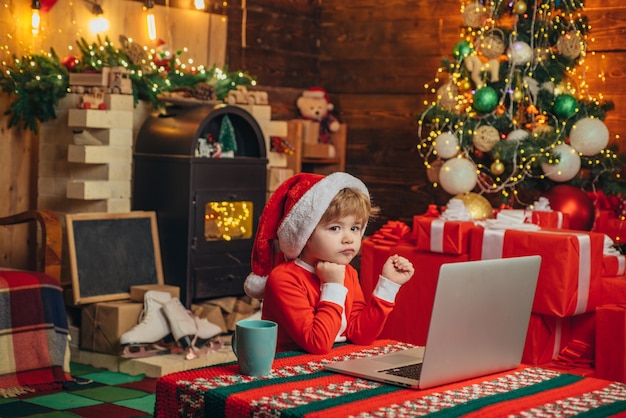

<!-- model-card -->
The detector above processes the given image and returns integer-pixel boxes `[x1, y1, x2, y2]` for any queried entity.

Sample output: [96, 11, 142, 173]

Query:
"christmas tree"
[417, 0, 624, 209]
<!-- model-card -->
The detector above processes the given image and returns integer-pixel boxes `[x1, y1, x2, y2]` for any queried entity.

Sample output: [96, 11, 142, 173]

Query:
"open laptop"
[324, 255, 541, 389]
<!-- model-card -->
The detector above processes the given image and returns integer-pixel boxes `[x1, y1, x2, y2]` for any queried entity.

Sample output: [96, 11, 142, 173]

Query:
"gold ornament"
[453, 192, 494, 220]
[491, 159, 505, 175]
[473, 125, 500, 152]
[557, 32, 583, 60]
[426, 159, 444, 183]
[513, 0, 527, 14]
[462, 1, 487, 27]
[437, 82, 459, 111]
[512, 89, 523, 102]
[479, 30, 506, 59]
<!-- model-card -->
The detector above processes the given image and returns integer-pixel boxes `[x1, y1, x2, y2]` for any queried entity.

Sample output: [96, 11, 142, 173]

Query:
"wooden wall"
[226, 0, 626, 232]
[1, 0, 625, 234]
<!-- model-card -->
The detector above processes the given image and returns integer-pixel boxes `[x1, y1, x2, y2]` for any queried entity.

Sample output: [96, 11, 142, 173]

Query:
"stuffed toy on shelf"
[296, 87, 340, 144]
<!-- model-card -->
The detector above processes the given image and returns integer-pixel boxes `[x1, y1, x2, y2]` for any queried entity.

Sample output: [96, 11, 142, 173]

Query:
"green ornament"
[453, 40, 472, 60]
[473, 86, 498, 113]
[553, 94, 578, 119]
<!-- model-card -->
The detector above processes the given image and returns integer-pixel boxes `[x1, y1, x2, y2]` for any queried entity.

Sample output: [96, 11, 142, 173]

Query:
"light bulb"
[89, 15, 109, 34]
[31, 9, 40, 35]
[31, 0, 41, 35]
[147, 12, 157, 40]
[145, 0, 157, 41]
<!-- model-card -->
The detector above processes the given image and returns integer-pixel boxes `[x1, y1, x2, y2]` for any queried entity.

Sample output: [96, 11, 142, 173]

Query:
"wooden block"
[68, 109, 133, 129]
[95, 128, 134, 147]
[104, 94, 134, 111]
[234, 104, 272, 121]
[67, 144, 132, 164]
[267, 167, 293, 191]
[260, 120, 288, 137]
[69, 68, 111, 86]
[267, 151, 288, 168]
[130, 284, 180, 302]
[66, 180, 130, 200]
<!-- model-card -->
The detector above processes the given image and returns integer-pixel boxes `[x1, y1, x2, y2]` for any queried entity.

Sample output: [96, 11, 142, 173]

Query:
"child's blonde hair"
[319, 188, 380, 226]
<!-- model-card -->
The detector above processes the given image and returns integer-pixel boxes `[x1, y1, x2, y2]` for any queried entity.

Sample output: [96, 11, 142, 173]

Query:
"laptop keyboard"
[380, 362, 423, 379]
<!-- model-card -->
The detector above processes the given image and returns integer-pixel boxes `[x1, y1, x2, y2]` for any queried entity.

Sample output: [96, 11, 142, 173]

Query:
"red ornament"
[61, 55, 79, 71]
[542, 185, 596, 231]
[40, 0, 57, 12]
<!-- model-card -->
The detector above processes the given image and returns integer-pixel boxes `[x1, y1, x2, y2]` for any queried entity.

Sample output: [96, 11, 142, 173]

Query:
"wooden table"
[154, 340, 626, 417]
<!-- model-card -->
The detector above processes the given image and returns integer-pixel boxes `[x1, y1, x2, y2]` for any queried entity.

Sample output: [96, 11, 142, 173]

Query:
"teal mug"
[232, 319, 278, 376]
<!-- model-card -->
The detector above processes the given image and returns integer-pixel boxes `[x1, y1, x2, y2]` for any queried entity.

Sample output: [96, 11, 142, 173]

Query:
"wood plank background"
[2, 0, 625, 267]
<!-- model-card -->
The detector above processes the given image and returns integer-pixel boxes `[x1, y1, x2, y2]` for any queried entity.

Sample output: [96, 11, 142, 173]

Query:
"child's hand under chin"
[315, 261, 346, 285]
[382, 254, 415, 285]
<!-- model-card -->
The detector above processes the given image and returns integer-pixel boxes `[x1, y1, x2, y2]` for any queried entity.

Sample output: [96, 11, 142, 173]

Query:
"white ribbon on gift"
[430, 198, 473, 253]
[440, 198, 471, 221]
[430, 219, 445, 253]
[479, 209, 541, 231]
[480, 228, 592, 315]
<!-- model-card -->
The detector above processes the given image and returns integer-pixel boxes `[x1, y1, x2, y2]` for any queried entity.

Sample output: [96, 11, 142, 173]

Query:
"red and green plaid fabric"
[0, 269, 72, 397]
[155, 340, 626, 417]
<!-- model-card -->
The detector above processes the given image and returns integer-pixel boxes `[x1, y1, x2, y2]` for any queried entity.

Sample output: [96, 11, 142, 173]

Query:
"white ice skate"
[186, 317, 224, 360]
[120, 290, 175, 358]
[162, 298, 223, 359]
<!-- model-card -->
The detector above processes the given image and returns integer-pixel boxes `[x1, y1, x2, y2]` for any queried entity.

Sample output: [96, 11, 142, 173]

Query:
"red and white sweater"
[262, 259, 401, 354]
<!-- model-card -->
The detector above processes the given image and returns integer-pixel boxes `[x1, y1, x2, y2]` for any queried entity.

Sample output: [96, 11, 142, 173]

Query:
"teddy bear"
[296, 87, 340, 144]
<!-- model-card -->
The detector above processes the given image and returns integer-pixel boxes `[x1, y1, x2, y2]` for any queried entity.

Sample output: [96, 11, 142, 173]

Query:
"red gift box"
[602, 254, 626, 277]
[595, 304, 626, 383]
[593, 210, 626, 244]
[522, 312, 594, 366]
[469, 227, 605, 317]
[494, 209, 570, 229]
[413, 216, 474, 255]
[598, 275, 626, 306]
[361, 240, 469, 346]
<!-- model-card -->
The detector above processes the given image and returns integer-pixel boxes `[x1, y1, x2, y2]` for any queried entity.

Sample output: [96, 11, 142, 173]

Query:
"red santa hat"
[243, 172, 369, 299]
[301, 86, 334, 111]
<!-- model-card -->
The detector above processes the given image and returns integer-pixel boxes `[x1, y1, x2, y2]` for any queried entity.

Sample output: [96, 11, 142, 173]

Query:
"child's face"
[300, 214, 363, 266]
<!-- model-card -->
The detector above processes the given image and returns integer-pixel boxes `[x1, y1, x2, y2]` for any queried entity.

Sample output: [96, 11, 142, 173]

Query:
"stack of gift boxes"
[360, 209, 626, 382]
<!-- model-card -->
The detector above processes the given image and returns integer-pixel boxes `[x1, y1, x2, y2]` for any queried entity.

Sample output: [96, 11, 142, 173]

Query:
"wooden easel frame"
[66, 211, 164, 305]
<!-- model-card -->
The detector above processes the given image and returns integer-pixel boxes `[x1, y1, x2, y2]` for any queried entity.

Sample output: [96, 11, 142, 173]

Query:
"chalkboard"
[66, 211, 164, 305]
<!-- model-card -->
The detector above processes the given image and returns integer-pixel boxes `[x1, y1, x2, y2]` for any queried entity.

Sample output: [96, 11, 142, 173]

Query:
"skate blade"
[185, 336, 225, 360]
[121, 343, 182, 358]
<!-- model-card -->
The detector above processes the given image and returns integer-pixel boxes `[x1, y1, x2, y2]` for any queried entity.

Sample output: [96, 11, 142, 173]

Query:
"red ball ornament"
[61, 55, 79, 71]
[542, 185, 596, 231]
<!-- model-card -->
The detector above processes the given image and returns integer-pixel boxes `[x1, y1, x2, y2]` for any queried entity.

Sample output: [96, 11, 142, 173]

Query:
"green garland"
[0, 50, 69, 133]
[0, 36, 257, 134]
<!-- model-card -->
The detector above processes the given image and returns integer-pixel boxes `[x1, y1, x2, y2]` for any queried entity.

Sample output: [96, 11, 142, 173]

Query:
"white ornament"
[473, 125, 500, 152]
[507, 129, 529, 142]
[508, 41, 533, 66]
[439, 157, 478, 195]
[569, 117, 609, 156]
[541, 144, 581, 182]
[433, 132, 459, 159]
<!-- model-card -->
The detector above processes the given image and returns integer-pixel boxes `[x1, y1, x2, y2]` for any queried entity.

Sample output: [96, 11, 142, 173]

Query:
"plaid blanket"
[0, 269, 71, 397]
[155, 340, 626, 417]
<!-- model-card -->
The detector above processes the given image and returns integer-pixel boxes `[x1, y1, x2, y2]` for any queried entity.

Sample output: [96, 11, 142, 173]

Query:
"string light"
[145, 0, 157, 41]
[31, 0, 41, 35]
[86, 0, 109, 34]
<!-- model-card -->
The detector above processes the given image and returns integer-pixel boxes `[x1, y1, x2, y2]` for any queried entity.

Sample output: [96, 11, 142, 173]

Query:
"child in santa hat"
[244, 172, 415, 354]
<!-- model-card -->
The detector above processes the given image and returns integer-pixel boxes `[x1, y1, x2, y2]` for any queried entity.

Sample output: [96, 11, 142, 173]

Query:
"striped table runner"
[155, 340, 626, 417]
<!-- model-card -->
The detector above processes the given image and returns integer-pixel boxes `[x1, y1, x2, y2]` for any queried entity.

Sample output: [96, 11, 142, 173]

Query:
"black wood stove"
[133, 104, 267, 306]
